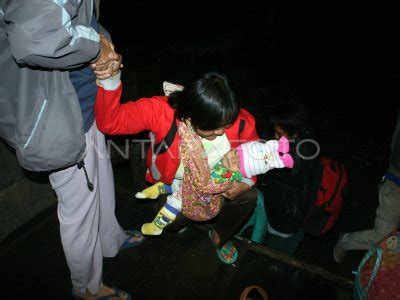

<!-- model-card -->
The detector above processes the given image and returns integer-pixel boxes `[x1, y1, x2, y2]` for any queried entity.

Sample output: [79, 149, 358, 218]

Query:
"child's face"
[194, 123, 232, 141]
[274, 125, 288, 139]
[222, 150, 240, 172]
[195, 127, 226, 141]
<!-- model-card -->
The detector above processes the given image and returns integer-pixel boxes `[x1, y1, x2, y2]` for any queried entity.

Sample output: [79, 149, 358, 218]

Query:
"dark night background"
[1, 1, 399, 299]
[97, 2, 399, 195]
[100, 1, 399, 142]
[99, 0, 399, 285]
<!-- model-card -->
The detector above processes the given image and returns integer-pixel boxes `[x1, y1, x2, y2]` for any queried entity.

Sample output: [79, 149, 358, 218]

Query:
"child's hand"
[92, 53, 123, 79]
[222, 150, 240, 172]
[222, 181, 250, 200]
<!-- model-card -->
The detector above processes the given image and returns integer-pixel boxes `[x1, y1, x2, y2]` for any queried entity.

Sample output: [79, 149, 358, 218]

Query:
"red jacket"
[95, 83, 259, 184]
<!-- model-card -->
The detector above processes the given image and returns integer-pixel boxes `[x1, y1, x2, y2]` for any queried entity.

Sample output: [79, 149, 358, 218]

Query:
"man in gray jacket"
[0, 1, 143, 298]
[333, 111, 400, 263]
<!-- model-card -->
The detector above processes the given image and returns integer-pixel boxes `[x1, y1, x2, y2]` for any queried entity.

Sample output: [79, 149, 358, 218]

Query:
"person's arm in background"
[4, 0, 115, 69]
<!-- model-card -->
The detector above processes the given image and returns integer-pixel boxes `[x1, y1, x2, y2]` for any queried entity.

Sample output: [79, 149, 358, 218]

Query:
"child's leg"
[265, 137, 294, 170]
[141, 190, 182, 235]
[135, 182, 173, 199]
[263, 140, 285, 171]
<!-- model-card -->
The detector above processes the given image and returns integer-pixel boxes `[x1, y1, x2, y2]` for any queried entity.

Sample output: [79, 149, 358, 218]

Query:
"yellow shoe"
[135, 182, 165, 199]
[141, 207, 176, 235]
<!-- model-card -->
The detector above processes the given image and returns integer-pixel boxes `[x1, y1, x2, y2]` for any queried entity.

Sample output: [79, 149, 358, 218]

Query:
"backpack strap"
[153, 113, 177, 155]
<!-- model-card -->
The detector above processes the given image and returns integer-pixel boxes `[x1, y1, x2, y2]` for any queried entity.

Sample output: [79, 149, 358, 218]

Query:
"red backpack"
[303, 157, 349, 236]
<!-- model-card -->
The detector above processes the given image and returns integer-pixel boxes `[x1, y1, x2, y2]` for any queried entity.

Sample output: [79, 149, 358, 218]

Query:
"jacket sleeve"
[98, 23, 112, 42]
[95, 74, 162, 135]
[4, 0, 100, 69]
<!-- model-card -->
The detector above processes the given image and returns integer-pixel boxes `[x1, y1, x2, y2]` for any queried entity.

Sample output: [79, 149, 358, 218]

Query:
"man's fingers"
[95, 73, 110, 78]
[94, 72, 111, 78]
[97, 74, 111, 80]
[94, 69, 112, 76]
[93, 50, 122, 80]
[93, 67, 111, 74]
[108, 52, 118, 59]
[93, 59, 115, 71]
[94, 63, 110, 72]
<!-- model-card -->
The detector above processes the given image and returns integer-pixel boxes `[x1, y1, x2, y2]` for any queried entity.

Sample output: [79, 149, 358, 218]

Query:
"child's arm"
[95, 72, 165, 135]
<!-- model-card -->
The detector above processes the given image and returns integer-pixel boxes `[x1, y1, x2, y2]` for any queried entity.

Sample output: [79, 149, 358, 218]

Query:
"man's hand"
[222, 149, 240, 172]
[91, 34, 117, 65]
[222, 181, 250, 200]
[94, 53, 122, 79]
[90, 34, 122, 79]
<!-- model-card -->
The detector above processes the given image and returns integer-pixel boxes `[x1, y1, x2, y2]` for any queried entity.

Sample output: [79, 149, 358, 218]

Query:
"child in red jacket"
[96, 72, 263, 264]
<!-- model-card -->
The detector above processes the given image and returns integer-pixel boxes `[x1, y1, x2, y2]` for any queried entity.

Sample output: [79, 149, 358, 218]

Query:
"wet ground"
[1, 2, 398, 299]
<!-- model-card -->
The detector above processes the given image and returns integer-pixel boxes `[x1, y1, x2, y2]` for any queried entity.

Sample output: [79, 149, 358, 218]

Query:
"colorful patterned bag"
[354, 232, 400, 299]
[179, 121, 233, 221]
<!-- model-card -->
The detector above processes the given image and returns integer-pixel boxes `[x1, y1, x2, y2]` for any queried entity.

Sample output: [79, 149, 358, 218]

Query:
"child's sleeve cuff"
[100, 72, 121, 90]
[240, 177, 254, 187]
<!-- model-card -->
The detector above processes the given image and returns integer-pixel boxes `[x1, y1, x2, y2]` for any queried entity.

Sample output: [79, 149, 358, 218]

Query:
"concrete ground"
[0, 155, 377, 300]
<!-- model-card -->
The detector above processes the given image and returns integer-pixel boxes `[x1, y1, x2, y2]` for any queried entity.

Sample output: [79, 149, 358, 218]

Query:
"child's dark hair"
[269, 102, 309, 137]
[168, 72, 239, 130]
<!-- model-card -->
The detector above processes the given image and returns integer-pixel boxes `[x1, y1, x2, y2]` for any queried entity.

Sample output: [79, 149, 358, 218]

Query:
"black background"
[99, 1, 399, 154]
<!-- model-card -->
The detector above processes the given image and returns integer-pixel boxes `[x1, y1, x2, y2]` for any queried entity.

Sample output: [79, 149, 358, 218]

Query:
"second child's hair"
[269, 102, 309, 137]
[168, 72, 239, 130]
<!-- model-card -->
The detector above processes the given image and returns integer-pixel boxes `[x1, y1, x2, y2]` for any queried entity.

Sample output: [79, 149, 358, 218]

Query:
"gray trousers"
[338, 175, 400, 250]
[49, 123, 127, 295]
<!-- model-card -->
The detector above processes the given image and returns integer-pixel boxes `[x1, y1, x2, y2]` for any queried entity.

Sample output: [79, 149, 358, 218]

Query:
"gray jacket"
[0, 0, 102, 171]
